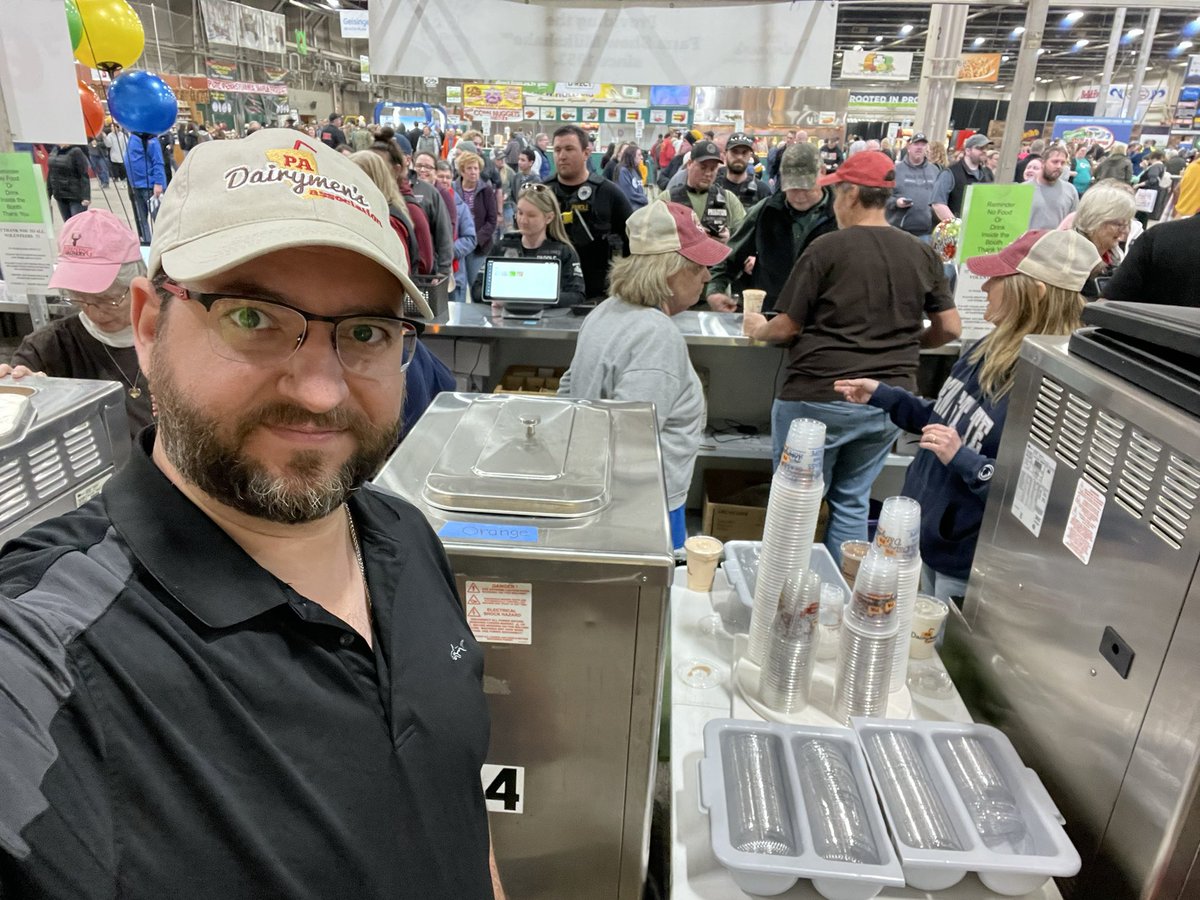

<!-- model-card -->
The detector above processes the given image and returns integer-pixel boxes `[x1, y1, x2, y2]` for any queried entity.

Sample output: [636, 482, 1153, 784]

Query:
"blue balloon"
[108, 70, 178, 136]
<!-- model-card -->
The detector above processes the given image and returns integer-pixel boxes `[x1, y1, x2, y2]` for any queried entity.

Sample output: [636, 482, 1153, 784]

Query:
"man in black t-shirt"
[743, 151, 961, 563]
[820, 138, 844, 174]
[318, 112, 346, 149]
[547, 124, 633, 299]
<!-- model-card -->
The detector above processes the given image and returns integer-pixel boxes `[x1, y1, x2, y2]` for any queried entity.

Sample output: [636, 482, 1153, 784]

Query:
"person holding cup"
[833, 229, 1097, 602]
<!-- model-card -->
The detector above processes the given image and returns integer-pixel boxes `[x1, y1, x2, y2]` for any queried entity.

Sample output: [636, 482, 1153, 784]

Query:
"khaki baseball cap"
[149, 129, 432, 317]
[627, 202, 730, 266]
[966, 229, 1101, 292]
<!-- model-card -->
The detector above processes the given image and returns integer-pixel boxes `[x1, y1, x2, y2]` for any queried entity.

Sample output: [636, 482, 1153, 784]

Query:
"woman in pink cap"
[558, 201, 730, 548]
[0, 209, 153, 441]
[834, 229, 1098, 602]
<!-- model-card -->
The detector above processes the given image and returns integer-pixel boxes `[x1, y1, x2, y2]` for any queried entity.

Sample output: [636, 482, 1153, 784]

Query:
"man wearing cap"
[0, 130, 504, 899]
[887, 133, 953, 239]
[743, 151, 961, 564]
[718, 132, 770, 208]
[0, 209, 152, 440]
[939, 134, 995, 219]
[705, 143, 837, 312]
[318, 112, 346, 150]
[547, 124, 633, 300]
[659, 140, 747, 244]
[658, 128, 704, 191]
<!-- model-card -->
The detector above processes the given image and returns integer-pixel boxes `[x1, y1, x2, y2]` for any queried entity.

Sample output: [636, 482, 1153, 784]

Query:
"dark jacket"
[469, 232, 586, 308]
[402, 343, 456, 439]
[1093, 152, 1134, 184]
[318, 122, 346, 149]
[454, 179, 498, 255]
[706, 188, 838, 311]
[47, 146, 91, 202]
[870, 343, 1008, 580]
[546, 173, 633, 300]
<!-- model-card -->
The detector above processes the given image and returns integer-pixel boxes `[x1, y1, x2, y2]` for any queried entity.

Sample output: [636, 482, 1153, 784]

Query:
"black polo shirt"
[0, 429, 492, 899]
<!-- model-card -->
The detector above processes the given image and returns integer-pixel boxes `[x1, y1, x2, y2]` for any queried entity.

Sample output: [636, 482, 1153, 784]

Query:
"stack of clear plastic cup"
[864, 731, 962, 851]
[723, 731, 797, 855]
[874, 497, 923, 693]
[747, 418, 826, 665]
[941, 736, 1031, 853]
[795, 739, 881, 864]
[760, 570, 822, 714]
[832, 552, 899, 725]
[816, 583, 844, 661]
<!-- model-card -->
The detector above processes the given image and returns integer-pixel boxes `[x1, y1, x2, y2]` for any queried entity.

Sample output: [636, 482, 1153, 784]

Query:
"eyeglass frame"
[63, 287, 132, 309]
[158, 279, 420, 376]
[519, 182, 551, 194]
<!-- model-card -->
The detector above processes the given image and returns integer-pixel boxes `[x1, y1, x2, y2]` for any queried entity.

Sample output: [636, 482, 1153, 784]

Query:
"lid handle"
[520, 415, 541, 441]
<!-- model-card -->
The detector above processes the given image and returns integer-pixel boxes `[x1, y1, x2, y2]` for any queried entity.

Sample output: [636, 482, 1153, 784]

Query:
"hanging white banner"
[369, 0, 837, 88]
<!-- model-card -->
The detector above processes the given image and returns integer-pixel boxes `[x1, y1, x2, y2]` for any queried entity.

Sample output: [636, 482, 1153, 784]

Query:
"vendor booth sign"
[957, 54, 1001, 83]
[1051, 116, 1133, 149]
[463, 83, 524, 122]
[840, 50, 914, 82]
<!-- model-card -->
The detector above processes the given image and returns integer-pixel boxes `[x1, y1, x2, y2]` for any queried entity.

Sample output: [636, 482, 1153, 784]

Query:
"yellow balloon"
[74, 0, 144, 71]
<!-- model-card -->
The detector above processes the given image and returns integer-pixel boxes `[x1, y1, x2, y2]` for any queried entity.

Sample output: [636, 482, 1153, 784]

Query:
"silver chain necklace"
[98, 343, 143, 399]
[347, 509, 374, 622]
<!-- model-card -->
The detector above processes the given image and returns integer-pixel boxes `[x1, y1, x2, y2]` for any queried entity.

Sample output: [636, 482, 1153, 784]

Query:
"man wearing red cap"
[0, 209, 153, 440]
[743, 151, 962, 564]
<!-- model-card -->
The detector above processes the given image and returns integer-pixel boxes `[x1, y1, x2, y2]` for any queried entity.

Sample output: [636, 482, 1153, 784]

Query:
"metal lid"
[421, 395, 612, 517]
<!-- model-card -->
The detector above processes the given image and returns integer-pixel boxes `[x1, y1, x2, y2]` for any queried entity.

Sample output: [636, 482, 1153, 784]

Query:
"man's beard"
[726, 159, 748, 175]
[151, 345, 402, 524]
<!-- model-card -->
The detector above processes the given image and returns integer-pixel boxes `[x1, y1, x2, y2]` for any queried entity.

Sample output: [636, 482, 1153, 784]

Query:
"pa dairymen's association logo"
[223, 140, 380, 226]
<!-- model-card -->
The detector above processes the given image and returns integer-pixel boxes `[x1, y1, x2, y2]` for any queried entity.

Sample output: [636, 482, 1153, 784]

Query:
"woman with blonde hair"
[559, 203, 729, 548]
[350, 150, 424, 274]
[927, 140, 949, 169]
[835, 229, 1099, 601]
[471, 182, 585, 307]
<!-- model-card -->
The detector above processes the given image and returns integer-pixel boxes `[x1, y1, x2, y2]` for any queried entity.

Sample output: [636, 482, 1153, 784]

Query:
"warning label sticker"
[464, 581, 532, 645]
[1063, 478, 1106, 566]
[1011, 442, 1056, 538]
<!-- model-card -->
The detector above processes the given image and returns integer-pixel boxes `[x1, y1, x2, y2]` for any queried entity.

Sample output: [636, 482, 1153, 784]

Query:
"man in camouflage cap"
[706, 142, 839, 312]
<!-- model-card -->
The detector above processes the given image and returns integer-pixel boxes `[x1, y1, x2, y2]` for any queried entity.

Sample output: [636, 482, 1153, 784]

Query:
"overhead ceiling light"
[1037, 47, 1048, 54]
[1181, 40, 1195, 50]
[853, 44, 863, 51]
[1011, 26, 1025, 38]
[325, 0, 341, 7]
[1073, 39, 1090, 49]
[1001, 55, 1010, 62]
[1064, 10, 1085, 23]
[874, 35, 883, 43]
[1126, 28, 1143, 38]
[900, 24, 914, 35]
[973, 36, 986, 47]
[1066, 75, 1082, 80]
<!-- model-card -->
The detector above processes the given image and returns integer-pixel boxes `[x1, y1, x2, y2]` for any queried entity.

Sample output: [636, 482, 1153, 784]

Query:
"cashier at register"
[0, 131, 503, 899]
[0, 209, 153, 440]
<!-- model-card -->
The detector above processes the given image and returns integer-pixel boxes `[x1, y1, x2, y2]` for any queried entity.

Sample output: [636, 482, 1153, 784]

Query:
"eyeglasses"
[519, 182, 551, 194]
[64, 288, 130, 309]
[413, 162, 435, 171]
[161, 280, 418, 379]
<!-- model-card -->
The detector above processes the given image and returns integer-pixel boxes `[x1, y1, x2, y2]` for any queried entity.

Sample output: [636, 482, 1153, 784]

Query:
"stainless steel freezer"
[943, 335, 1200, 899]
[373, 392, 674, 900]
[0, 377, 130, 546]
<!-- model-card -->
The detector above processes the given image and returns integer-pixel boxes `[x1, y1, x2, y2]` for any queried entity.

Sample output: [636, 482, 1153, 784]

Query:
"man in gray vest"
[886, 133, 952, 240]
[657, 140, 746, 243]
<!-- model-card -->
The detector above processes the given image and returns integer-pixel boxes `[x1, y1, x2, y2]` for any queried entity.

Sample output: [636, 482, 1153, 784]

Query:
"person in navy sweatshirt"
[835, 229, 1098, 602]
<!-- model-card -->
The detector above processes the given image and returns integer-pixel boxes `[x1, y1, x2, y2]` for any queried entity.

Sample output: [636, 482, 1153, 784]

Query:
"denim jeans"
[131, 187, 154, 244]
[772, 399, 899, 565]
[55, 199, 86, 223]
[920, 564, 969, 606]
[89, 150, 110, 186]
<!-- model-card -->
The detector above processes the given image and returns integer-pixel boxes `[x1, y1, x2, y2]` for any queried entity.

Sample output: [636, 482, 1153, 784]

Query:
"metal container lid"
[421, 395, 611, 518]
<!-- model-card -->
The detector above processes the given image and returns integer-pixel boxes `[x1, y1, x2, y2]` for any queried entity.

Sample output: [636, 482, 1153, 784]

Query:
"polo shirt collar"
[103, 428, 356, 629]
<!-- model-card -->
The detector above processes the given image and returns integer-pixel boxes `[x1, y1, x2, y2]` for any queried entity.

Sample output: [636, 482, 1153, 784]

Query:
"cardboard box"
[701, 468, 829, 543]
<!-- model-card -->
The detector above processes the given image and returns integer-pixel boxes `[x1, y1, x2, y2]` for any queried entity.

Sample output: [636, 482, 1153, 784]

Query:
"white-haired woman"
[558, 202, 729, 549]
[0, 209, 152, 440]
[1063, 179, 1138, 298]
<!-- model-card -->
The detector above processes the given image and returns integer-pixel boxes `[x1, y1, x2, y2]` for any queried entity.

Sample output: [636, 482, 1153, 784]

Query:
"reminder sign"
[0, 153, 57, 299]
[955, 182, 1034, 340]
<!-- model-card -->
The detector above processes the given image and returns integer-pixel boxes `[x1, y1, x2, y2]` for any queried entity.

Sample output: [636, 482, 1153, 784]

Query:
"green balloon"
[66, 0, 83, 50]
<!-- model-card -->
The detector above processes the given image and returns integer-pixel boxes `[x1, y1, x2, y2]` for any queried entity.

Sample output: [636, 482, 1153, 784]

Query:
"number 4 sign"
[481, 763, 525, 814]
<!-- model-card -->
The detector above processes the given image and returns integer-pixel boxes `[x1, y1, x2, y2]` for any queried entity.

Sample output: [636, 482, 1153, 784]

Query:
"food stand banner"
[521, 82, 644, 107]
[957, 54, 1001, 83]
[1051, 116, 1134, 149]
[200, 0, 286, 53]
[463, 83, 524, 122]
[839, 50, 914, 82]
[369, 0, 835, 88]
[1074, 83, 1169, 119]
[846, 92, 918, 121]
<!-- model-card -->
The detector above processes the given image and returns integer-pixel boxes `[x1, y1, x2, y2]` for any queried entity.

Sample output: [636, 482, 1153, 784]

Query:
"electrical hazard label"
[464, 581, 532, 645]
